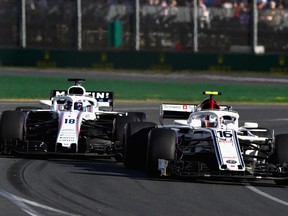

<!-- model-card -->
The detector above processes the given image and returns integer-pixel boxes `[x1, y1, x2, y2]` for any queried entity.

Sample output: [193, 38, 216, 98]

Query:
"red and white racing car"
[123, 91, 288, 184]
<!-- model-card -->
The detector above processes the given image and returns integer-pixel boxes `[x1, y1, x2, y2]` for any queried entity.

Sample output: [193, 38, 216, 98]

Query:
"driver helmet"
[74, 101, 83, 111]
[64, 100, 72, 110]
[202, 115, 218, 128]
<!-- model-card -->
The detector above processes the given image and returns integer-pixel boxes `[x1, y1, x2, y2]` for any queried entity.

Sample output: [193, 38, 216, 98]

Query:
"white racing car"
[123, 91, 288, 184]
[0, 78, 145, 159]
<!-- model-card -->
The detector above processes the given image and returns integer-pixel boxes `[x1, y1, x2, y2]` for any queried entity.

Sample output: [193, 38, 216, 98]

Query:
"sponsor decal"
[163, 104, 194, 111]
[218, 139, 232, 143]
[226, 160, 237, 164]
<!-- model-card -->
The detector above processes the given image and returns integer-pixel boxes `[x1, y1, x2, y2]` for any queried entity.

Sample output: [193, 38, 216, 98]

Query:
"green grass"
[1, 74, 288, 103]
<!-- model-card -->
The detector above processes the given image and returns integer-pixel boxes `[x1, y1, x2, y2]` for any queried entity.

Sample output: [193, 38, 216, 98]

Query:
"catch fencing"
[0, 0, 287, 53]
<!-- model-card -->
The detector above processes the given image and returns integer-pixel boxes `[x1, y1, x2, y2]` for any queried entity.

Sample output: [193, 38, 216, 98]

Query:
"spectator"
[257, 0, 267, 9]
[158, 0, 179, 16]
[277, 0, 284, 8]
[148, 0, 160, 5]
[198, 0, 210, 28]
[172, 35, 183, 51]
[238, 0, 251, 24]
[184, 0, 193, 7]
[169, 0, 179, 14]
[277, 0, 288, 9]
[170, 0, 178, 7]
[222, 0, 234, 9]
[260, 0, 281, 26]
[160, 0, 169, 16]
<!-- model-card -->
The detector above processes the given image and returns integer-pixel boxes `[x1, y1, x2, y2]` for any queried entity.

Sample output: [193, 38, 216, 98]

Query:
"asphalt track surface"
[0, 101, 288, 216]
[0, 69, 288, 215]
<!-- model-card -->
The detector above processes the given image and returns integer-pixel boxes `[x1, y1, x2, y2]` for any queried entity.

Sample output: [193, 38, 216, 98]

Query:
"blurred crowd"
[146, 0, 288, 9]
[17, 0, 287, 30]
[1, 0, 287, 10]
[106, 0, 288, 9]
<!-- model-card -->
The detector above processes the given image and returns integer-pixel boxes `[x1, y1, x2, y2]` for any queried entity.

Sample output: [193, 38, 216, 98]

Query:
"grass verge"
[0, 74, 288, 103]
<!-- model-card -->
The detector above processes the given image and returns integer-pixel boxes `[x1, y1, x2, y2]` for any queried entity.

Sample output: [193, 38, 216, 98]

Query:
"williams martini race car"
[0, 78, 145, 159]
[123, 91, 288, 184]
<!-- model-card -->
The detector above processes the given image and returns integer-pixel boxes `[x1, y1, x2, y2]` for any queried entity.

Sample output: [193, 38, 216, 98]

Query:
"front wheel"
[0, 111, 25, 154]
[123, 121, 157, 169]
[274, 134, 288, 185]
[146, 128, 176, 178]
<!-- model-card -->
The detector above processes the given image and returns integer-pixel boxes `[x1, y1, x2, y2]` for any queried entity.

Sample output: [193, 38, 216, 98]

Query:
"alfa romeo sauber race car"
[123, 91, 288, 184]
[0, 78, 145, 159]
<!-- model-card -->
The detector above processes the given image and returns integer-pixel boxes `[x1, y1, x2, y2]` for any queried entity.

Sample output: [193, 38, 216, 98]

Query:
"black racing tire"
[78, 138, 87, 153]
[274, 134, 288, 185]
[112, 115, 138, 144]
[15, 106, 42, 111]
[0, 111, 25, 153]
[112, 112, 148, 144]
[123, 121, 157, 169]
[71, 144, 77, 153]
[127, 112, 147, 122]
[0, 111, 25, 140]
[146, 128, 176, 178]
[274, 134, 288, 164]
[56, 143, 62, 153]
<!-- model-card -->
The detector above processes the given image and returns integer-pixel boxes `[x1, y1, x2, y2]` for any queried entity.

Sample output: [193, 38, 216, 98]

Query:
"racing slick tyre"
[0, 111, 25, 154]
[146, 128, 176, 178]
[71, 144, 77, 153]
[112, 115, 138, 145]
[274, 134, 288, 185]
[78, 138, 87, 153]
[15, 106, 42, 111]
[127, 112, 147, 122]
[274, 134, 288, 163]
[123, 121, 157, 169]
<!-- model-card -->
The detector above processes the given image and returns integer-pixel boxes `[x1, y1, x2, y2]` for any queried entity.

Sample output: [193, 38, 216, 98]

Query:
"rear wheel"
[78, 138, 87, 153]
[71, 144, 77, 153]
[123, 122, 157, 169]
[15, 106, 42, 111]
[274, 134, 288, 185]
[112, 115, 138, 145]
[56, 143, 62, 153]
[0, 111, 25, 154]
[127, 112, 147, 122]
[146, 128, 176, 178]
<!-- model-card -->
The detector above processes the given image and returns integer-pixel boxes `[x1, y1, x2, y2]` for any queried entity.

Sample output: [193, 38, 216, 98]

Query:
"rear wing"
[160, 103, 196, 125]
[50, 90, 114, 109]
[160, 103, 232, 125]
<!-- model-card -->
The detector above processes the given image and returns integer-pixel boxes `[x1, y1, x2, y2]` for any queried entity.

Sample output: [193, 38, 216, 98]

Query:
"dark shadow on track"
[48, 158, 286, 189]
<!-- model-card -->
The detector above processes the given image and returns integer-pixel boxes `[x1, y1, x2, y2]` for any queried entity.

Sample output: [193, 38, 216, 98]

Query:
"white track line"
[245, 185, 288, 207]
[0, 189, 80, 216]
